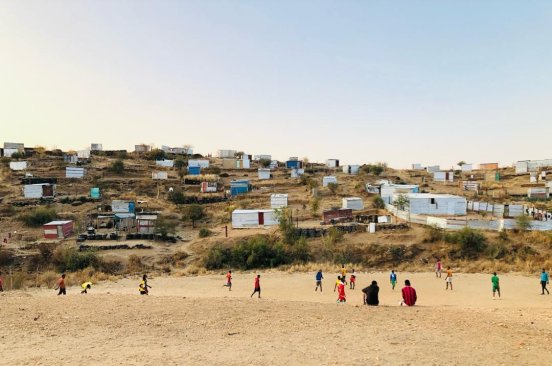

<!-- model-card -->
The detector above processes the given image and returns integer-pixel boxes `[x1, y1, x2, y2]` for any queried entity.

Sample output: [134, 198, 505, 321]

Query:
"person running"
[337, 277, 346, 304]
[0, 271, 4, 292]
[251, 274, 261, 298]
[491, 272, 500, 298]
[401, 280, 417, 306]
[390, 270, 397, 290]
[224, 270, 232, 291]
[435, 259, 442, 278]
[315, 269, 323, 292]
[81, 282, 92, 294]
[55, 274, 66, 296]
[139, 274, 151, 295]
[445, 267, 453, 290]
[349, 269, 356, 290]
[362, 280, 379, 306]
[540, 269, 549, 295]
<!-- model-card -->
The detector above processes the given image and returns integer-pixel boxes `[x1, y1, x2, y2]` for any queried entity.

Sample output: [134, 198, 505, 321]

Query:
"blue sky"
[1, 1, 551, 168]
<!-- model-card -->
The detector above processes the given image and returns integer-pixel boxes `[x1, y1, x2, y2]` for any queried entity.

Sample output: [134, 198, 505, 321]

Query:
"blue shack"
[285, 160, 303, 169]
[187, 166, 201, 175]
[230, 180, 251, 196]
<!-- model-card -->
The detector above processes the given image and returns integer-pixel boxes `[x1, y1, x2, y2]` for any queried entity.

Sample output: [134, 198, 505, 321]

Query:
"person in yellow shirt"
[334, 276, 342, 292]
[81, 282, 92, 294]
[340, 265, 347, 279]
[138, 274, 152, 295]
[445, 267, 453, 290]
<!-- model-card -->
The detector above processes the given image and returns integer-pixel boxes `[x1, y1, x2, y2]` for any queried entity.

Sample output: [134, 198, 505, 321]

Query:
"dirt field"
[2, 271, 552, 365]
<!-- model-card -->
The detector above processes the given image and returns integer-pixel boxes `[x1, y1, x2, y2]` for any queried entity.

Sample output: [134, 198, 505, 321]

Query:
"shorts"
[253, 287, 261, 292]
[493, 285, 500, 292]
[390, 280, 396, 286]
[446, 277, 452, 283]
[316, 280, 322, 285]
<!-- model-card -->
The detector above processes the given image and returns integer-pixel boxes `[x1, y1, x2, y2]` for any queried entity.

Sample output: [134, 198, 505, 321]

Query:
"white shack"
[77, 150, 90, 159]
[393, 193, 467, 216]
[232, 209, 278, 228]
[271, 194, 288, 208]
[156, 159, 174, 168]
[217, 149, 237, 158]
[411, 163, 423, 170]
[380, 183, 419, 204]
[152, 172, 168, 180]
[188, 159, 210, 168]
[461, 164, 473, 172]
[433, 171, 454, 182]
[24, 183, 55, 199]
[342, 165, 360, 174]
[66, 167, 85, 179]
[322, 176, 338, 187]
[342, 197, 364, 210]
[426, 165, 440, 173]
[258, 168, 271, 180]
[326, 159, 339, 168]
[9, 161, 27, 171]
[291, 168, 305, 178]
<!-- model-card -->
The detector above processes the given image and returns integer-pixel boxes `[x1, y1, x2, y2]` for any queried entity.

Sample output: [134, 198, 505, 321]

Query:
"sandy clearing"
[2, 272, 552, 366]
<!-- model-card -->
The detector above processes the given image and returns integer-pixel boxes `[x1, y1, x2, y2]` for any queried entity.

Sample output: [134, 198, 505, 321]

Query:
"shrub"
[109, 159, 125, 174]
[310, 197, 320, 216]
[127, 255, 144, 273]
[52, 246, 101, 272]
[516, 215, 532, 232]
[362, 163, 386, 176]
[204, 166, 221, 175]
[174, 158, 186, 169]
[198, 228, 212, 238]
[0, 249, 16, 266]
[259, 159, 271, 168]
[18, 207, 57, 227]
[168, 191, 186, 204]
[327, 182, 338, 195]
[275, 208, 297, 244]
[424, 225, 444, 243]
[372, 196, 385, 209]
[154, 216, 179, 238]
[446, 228, 487, 258]
[146, 149, 166, 161]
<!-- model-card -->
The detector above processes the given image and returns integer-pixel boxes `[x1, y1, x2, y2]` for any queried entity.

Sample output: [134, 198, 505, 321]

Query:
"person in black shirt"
[362, 280, 379, 306]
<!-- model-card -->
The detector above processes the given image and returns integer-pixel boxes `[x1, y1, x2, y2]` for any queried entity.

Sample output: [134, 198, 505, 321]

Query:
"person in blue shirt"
[390, 270, 397, 290]
[315, 270, 324, 292]
[540, 269, 549, 295]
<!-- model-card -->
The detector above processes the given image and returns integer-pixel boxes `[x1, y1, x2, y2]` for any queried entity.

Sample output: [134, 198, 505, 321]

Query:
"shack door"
[258, 212, 264, 225]
[42, 185, 54, 197]
[57, 225, 63, 238]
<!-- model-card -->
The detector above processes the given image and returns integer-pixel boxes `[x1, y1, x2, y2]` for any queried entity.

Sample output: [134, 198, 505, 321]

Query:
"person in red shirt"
[56, 274, 66, 296]
[224, 270, 232, 291]
[0, 271, 4, 292]
[337, 278, 346, 303]
[250, 274, 261, 298]
[401, 279, 417, 306]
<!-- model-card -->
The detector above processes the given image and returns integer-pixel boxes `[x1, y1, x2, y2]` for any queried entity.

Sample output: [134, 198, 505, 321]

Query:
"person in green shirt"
[491, 272, 500, 298]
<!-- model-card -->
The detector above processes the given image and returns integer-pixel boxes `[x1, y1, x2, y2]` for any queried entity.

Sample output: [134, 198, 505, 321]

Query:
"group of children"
[41, 262, 549, 303]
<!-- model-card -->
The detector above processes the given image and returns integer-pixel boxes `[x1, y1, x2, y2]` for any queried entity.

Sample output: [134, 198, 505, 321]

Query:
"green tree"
[182, 204, 205, 228]
[174, 158, 186, 169]
[310, 197, 320, 217]
[392, 194, 410, 211]
[259, 159, 271, 168]
[457, 161, 466, 167]
[274, 208, 297, 244]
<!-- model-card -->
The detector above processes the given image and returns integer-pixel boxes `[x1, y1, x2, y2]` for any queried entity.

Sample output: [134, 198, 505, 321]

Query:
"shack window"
[430, 198, 436, 204]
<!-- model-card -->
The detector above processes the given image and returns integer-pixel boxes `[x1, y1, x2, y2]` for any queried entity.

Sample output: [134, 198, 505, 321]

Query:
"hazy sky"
[1, 1, 551, 168]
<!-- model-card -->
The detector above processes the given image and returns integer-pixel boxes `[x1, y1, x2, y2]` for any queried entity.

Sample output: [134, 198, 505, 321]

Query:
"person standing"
[362, 281, 379, 306]
[349, 269, 356, 290]
[0, 271, 4, 292]
[315, 270, 323, 292]
[540, 269, 549, 295]
[445, 267, 453, 290]
[401, 280, 417, 306]
[224, 270, 232, 291]
[340, 265, 347, 280]
[334, 275, 342, 292]
[56, 274, 66, 295]
[435, 259, 442, 278]
[336, 277, 346, 304]
[491, 272, 500, 298]
[139, 274, 151, 295]
[251, 274, 261, 298]
[390, 270, 397, 290]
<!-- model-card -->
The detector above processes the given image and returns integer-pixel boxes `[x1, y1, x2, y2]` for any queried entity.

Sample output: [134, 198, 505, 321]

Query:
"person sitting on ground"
[81, 282, 92, 294]
[401, 279, 417, 306]
[362, 280, 379, 306]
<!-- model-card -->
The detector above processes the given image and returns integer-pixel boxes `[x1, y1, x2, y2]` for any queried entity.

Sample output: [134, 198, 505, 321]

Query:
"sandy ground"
[2, 271, 552, 365]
